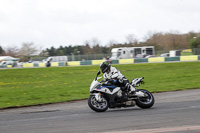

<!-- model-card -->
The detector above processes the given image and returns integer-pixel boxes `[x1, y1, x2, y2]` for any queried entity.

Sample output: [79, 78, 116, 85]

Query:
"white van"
[110, 46, 155, 59]
[0, 61, 18, 67]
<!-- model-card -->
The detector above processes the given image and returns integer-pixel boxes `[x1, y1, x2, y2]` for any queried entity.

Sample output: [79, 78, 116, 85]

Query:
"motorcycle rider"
[99, 61, 144, 96]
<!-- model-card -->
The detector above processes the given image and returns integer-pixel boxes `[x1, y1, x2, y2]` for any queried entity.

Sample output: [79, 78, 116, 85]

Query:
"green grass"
[0, 61, 200, 109]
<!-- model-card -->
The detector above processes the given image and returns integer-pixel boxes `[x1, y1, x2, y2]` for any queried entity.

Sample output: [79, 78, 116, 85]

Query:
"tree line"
[40, 31, 200, 56]
[1, 31, 200, 59]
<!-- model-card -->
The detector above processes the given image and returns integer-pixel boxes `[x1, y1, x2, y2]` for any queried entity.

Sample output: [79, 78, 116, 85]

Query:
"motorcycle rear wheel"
[135, 89, 155, 109]
[88, 95, 108, 112]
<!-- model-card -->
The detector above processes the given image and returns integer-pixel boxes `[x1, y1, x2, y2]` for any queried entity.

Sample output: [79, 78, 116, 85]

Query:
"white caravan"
[110, 46, 155, 59]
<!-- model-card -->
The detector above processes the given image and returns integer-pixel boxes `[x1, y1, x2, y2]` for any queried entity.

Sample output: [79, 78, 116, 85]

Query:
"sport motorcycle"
[88, 71, 155, 112]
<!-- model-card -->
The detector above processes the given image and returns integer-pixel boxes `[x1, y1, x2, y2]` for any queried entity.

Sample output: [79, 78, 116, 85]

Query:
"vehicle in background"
[110, 46, 155, 59]
[169, 50, 181, 57]
[0, 61, 13, 65]
[145, 55, 157, 58]
[42, 56, 68, 67]
[135, 54, 149, 58]
[160, 53, 169, 57]
[0, 56, 19, 67]
[42, 56, 68, 63]
[17, 62, 24, 67]
[182, 49, 192, 52]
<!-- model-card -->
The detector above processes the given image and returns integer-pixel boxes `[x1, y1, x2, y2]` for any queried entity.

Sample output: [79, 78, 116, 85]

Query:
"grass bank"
[0, 61, 200, 109]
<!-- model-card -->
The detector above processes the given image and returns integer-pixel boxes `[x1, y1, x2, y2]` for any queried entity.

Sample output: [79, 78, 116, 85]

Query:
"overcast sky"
[0, 0, 200, 49]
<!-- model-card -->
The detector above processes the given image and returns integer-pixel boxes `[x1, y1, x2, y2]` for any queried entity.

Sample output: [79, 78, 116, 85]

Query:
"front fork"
[92, 93, 102, 102]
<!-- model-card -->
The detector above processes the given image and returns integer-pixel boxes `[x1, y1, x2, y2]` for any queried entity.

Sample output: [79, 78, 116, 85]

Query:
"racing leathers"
[102, 66, 136, 92]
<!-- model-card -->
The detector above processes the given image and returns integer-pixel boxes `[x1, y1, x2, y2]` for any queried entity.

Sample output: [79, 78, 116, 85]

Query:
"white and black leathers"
[102, 66, 136, 92]
[103, 66, 124, 81]
[100, 62, 144, 96]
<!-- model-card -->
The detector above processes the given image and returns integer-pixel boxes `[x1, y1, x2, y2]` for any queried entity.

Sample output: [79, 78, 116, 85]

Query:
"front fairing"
[89, 78, 120, 95]
[89, 77, 102, 92]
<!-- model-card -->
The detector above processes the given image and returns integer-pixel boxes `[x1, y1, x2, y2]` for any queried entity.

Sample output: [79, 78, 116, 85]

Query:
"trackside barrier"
[148, 57, 165, 63]
[92, 60, 105, 65]
[134, 58, 148, 63]
[80, 60, 92, 65]
[34, 63, 38, 67]
[0, 65, 6, 68]
[59, 62, 66, 66]
[67, 61, 80, 66]
[7, 65, 12, 68]
[51, 62, 59, 67]
[165, 57, 180, 62]
[1, 55, 200, 69]
[111, 60, 119, 64]
[23, 63, 34, 68]
[119, 59, 134, 64]
[180, 55, 198, 61]
[39, 63, 46, 67]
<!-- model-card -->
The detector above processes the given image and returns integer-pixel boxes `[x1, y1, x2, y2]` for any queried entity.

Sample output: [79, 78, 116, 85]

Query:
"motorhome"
[110, 46, 155, 59]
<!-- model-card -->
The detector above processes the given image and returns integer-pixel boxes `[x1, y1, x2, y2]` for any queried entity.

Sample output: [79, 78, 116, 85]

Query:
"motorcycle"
[88, 71, 155, 112]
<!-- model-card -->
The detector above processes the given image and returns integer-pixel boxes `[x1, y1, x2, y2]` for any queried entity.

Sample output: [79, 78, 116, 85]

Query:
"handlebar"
[139, 77, 144, 84]
[131, 77, 145, 87]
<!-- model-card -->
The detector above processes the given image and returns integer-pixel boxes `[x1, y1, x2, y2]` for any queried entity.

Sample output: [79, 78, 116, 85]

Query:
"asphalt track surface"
[1, 89, 200, 133]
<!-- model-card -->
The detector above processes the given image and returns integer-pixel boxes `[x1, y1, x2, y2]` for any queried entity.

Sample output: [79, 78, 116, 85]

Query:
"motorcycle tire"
[135, 89, 155, 109]
[88, 95, 109, 112]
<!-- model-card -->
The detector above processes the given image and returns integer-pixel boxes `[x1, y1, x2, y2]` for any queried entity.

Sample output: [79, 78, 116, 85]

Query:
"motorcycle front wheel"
[136, 89, 155, 109]
[88, 95, 108, 112]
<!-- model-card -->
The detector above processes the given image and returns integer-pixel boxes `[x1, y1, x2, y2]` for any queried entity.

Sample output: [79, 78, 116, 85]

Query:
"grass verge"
[0, 61, 200, 109]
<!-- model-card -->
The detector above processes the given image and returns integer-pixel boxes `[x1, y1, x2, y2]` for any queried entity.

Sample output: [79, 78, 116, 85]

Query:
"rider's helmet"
[100, 61, 111, 73]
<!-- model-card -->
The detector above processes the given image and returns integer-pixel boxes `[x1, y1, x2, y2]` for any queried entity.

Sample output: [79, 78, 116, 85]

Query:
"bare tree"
[91, 38, 101, 54]
[5, 46, 19, 57]
[93, 44, 101, 54]
[145, 32, 164, 50]
[91, 38, 100, 47]
[82, 42, 92, 54]
[18, 42, 38, 56]
[126, 34, 136, 44]
[107, 40, 118, 47]
[143, 31, 155, 42]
